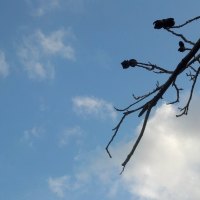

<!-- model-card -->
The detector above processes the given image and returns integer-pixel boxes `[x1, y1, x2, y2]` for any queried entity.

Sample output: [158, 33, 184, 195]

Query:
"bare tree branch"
[106, 16, 200, 173]
[106, 106, 144, 158]
[114, 83, 163, 112]
[139, 38, 200, 117]
[120, 107, 151, 174]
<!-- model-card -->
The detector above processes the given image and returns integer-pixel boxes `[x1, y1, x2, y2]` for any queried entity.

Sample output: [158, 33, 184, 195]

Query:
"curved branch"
[115, 83, 163, 112]
[166, 29, 195, 45]
[106, 106, 143, 158]
[167, 82, 183, 105]
[137, 62, 173, 74]
[177, 67, 200, 117]
[120, 107, 151, 174]
[172, 16, 200, 28]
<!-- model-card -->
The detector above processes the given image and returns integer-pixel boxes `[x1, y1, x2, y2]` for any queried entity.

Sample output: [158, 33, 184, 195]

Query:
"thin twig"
[167, 82, 182, 105]
[177, 67, 200, 117]
[106, 106, 143, 157]
[115, 84, 163, 112]
[120, 107, 151, 174]
[138, 62, 173, 74]
[172, 16, 200, 28]
[166, 29, 195, 45]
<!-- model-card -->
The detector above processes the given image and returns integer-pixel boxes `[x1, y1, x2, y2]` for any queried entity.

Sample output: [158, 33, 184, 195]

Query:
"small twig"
[189, 65, 198, 73]
[195, 53, 200, 63]
[167, 82, 182, 105]
[115, 83, 163, 112]
[184, 48, 192, 51]
[138, 62, 173, 74]
[120, 107, 152, 174]
[106, 114, 126, 158]
[172, 16, 200, 28]
[177, 67, 200, 117]
[106, 106, 143, 157]
[187, 53, 200, 66]
[166, 29, 195, 45]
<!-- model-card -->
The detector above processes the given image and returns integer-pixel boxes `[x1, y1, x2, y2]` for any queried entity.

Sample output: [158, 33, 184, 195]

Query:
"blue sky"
[1, 1, 200, 200]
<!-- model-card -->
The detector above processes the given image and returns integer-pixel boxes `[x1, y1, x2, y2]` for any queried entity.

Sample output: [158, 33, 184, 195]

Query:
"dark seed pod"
[179, 41, 185, 48]
[121, 60, 130, 69]
[162, 18, 175, 28]
[153, 18, 175, 29]
[129, 59, 137, 67]
[178, 41, 185, 52]
[153, 20, 163, 29]
[121, 59, 138, 69]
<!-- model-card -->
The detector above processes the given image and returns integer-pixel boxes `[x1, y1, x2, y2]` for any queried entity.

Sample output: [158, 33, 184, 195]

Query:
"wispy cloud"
[48, 175, 79, 198]
[18, 28, 75, 80]
[72, 96, 117, 120]
[37, 29, 75, 60]
[27, 0, 60, 16]
[55, 95, 200, 200]
[48, 175, 69, 198]
[0, 50, 10, 77]
[47, 147, 125, 199]
[21, 126, 45, 146]
[59, 126, 82, 147]
[28, 0, 94, 16]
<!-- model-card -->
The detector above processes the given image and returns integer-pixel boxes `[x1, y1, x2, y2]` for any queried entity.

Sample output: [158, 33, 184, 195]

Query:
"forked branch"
[106, 16, 200, 173]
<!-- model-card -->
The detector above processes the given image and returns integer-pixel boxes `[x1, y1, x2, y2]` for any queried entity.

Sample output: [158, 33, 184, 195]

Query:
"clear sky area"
[1, 1, 200, 200]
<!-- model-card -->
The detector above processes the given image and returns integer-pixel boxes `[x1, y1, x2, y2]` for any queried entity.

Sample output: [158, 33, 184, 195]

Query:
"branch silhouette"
[106, 16, 200, 173]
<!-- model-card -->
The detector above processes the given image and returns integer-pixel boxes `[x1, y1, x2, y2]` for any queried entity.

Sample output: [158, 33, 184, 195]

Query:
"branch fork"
[106, 16, 200, 173]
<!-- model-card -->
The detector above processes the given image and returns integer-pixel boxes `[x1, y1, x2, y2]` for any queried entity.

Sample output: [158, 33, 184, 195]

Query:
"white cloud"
[119, 98, 200, 200]
[59, 126, 82, 147]
[21, 126, 44, 146]
[72, 96, 117, 120]
[18, 28, 75, 79]
[0, 50, 9, 77]
[37, 29, 75, 60]
[57, 95, 200, 200]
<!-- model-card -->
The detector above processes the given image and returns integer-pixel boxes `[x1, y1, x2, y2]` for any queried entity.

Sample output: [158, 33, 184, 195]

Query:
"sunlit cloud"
[119, 98, 200, 200]
[18, 28, 75, 80]
[57, 95, 200, 200]
[106, 96, 200, 200]
[0, 50, 10, 77]
[72, 96, 117, 120]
